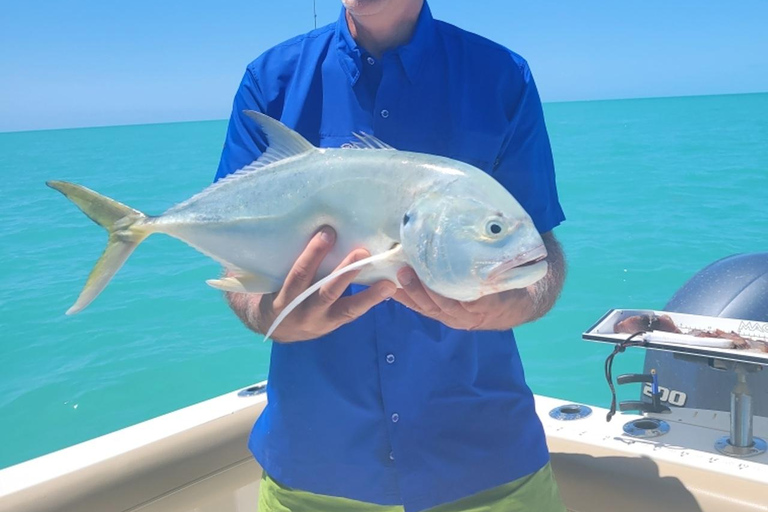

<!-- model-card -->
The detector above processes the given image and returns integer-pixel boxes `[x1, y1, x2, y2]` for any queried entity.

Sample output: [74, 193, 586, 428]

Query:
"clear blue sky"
[2, 0, 767, 132]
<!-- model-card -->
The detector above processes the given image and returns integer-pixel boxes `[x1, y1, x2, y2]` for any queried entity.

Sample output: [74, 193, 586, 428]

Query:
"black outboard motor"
[643, 253, 768, 417]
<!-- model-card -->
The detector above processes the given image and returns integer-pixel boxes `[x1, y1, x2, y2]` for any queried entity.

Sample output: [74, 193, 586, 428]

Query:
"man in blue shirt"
[217, 1, 567, 510]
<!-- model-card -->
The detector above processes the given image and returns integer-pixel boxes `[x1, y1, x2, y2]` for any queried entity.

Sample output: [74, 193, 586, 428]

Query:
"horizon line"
[2, 90, 766, 135]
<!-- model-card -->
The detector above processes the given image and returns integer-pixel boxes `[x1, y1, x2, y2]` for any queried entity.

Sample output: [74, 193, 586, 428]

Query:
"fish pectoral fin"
[206, 273, 278, 294]
[263, 244, 404, 342]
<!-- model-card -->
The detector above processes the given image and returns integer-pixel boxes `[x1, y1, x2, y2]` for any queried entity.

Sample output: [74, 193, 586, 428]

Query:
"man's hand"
[393, 231, 566, 331]
[392, 267, 486, 330]
[226, 227, 397, 342]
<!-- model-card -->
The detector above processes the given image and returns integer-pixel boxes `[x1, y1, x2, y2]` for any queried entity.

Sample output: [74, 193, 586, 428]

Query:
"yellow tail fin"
[47, 180, 151, 314]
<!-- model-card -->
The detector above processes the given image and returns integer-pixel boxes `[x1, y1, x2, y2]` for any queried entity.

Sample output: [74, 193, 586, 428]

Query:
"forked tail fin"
[47, 180, 151, 314]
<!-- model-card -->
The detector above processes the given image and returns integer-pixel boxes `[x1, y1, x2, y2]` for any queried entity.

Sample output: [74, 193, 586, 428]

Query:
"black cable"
[605, 332, 647, 422]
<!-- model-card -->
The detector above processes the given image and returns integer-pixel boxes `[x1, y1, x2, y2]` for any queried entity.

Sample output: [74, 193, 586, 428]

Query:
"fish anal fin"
[206, 273, 278, 294]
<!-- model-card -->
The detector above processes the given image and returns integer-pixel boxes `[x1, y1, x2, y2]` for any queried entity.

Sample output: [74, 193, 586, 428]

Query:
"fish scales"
[154, 149, 458, 286]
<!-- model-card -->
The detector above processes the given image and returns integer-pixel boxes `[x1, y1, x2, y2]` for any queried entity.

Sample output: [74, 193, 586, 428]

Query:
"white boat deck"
[1, 383, 766, 512]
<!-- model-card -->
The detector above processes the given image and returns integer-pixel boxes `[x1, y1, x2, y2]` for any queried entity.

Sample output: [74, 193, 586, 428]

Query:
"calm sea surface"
[1, 93, 766, 469]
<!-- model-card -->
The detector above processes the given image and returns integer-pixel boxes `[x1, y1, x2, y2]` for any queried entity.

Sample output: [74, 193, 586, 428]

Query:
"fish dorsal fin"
[224, 111, 317, 176]
[350, 132, 395, 150]
[163, 112, 315, 214]
[243, 110, 316, 160]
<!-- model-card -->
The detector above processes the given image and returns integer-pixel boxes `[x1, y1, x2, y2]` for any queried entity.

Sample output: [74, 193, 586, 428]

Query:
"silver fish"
[49, 112, 548, 337]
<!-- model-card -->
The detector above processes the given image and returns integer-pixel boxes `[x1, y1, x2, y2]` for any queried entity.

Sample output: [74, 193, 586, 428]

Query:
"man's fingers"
[330, 280, 397, 324]
[315, 249, 370, 307]
[391, 289, 424, 314]
[421, 285, 484, 324]
[275, 227, 335, 309]
[397, 267, 442, 317]
[461, 292, 506, 314]
[396, 268, 485, 329]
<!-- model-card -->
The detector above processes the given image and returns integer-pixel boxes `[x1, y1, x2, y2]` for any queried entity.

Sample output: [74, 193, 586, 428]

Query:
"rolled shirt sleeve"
[493, 60, 565, 234]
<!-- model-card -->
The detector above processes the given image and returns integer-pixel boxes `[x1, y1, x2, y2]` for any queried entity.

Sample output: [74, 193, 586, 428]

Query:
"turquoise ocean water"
[1, 93, 766, 469]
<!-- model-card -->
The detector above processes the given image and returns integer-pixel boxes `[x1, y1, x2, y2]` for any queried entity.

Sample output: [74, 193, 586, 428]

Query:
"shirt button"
[391, 413, 399, 423]
[367, 56, 375, 65]
[389, 451, 395, 461]
[380, 109, 389, 119]
[386, 353, 395, 364]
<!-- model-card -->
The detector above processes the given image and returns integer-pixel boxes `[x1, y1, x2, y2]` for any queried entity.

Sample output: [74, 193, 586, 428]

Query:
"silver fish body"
[157, 149, 462, 290]
[48, 112, 548, 317]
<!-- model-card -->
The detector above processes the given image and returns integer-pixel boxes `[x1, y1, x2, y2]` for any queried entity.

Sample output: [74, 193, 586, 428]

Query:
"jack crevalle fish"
[49, 112, 548, 337]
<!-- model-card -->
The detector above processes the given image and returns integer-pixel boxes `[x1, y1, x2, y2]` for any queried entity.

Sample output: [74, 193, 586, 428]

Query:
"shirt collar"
[335, 1, 436, 85]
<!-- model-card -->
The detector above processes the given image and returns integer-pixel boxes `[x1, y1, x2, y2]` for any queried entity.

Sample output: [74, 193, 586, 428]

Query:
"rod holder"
[715, 365, 767, 458]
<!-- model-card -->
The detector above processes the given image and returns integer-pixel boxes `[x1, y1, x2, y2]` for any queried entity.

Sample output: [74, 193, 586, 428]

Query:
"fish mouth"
[487, 246, 548, 281]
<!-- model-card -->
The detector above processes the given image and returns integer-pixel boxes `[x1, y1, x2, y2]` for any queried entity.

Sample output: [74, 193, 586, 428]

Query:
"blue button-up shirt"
[216, 4, 565, 511]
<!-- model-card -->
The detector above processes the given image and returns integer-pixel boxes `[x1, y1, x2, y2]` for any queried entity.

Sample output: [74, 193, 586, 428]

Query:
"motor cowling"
[642, 253, 768, 417]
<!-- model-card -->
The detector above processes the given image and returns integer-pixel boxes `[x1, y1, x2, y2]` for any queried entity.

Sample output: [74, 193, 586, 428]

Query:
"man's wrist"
[478, 289, 536, 331]
[226, 291, 267, 335]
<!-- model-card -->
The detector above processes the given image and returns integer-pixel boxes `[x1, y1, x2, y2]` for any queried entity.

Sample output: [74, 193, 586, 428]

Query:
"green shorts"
[258, 463, 566, 512]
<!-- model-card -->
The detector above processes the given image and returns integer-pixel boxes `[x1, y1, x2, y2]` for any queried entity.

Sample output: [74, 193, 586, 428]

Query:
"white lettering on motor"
[643, 384, 687, 407]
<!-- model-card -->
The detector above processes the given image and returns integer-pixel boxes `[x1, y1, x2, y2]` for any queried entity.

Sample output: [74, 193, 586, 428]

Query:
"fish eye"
[403, 213, 410, 226]
[485, 219, 505, 237]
